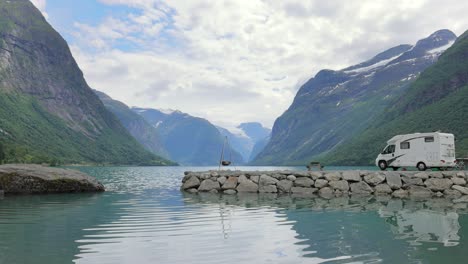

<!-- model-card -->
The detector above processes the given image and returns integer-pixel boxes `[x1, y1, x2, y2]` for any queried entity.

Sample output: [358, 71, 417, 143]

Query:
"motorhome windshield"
[382, 145, 395, 154]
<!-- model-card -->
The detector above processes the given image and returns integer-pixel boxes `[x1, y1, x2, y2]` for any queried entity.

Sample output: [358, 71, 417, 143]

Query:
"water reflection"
[183, 193, 468, 263]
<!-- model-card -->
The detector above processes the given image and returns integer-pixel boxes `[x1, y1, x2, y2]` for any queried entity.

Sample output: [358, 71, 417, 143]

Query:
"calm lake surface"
[1, 166, 467, 263]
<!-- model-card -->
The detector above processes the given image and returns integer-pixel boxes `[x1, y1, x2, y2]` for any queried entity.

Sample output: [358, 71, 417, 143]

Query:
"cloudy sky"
[31, 0, 467, 130]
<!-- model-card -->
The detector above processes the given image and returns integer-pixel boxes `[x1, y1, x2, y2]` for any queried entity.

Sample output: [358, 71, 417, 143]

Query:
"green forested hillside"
[324, 30, 468, 165]
[0, 0, 170, 165]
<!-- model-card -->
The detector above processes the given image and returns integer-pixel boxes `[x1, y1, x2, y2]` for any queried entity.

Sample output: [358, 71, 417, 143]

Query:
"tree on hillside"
[0, 142, 5, 164]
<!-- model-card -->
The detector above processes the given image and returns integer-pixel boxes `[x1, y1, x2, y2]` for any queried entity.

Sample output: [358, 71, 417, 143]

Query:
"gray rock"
[238, 175, 249, 184]
[272, 174, 286, 180]
[309, 172, 323, 180]
[286, 175, 296, 181]
[250, 175, 260, 183]
[0, 164, 105, 194]
[451, 177, 466, 186]
[259, 185, 277, 193]
[199, 173, 212, 180]
[224, 189, 237, 195]
[318, 187, 334, 198]
[414, 172, 429, 180]
[444, 189, 462, 198]
[453, 196, 468, 203]
[392, 189, 408, 198]
[186, 188, 198, 194]
[210, 171, 219, 177]
[236, 180, 258, 193]
[291, 187, 317, 194]
[452, 185, 468, 195]
[435, 191, 444, 197]
[259, 175, 278, 186]
[424, 178, 453, 191]
[342, 171, 361, 182]
[402, 176, 424, 187]
[457, 172, 466, 179]
[374, 184, 392, 194]
[364, 173, 385, 186]
[314, 179, 328, 188]
[277, 180, 293, 193]
[294, 177, 314, 187]
[209, 189, 218, 194]
[222, 177, 238, 190]
[385, 172, 402, 190]
[429, 172, 443, 178]
[182, 176, 200, 190]
[350, 182, 373, 195]
[408, 186, 433, 198]
[328, 180, 349, 191]
[217, 176, 227, 185]
[325, 172, 342, 181]
[198, 179, 220, 192]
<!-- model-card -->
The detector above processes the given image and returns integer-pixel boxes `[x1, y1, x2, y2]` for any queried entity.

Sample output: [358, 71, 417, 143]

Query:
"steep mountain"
[253, 29, 457, 165]
[0, 0, 169, 165]
[94, 90, 170, 159]
[324, 29, 468, 165]
[249, 134, 271, 161]
[217, 122, 271, 162]
[133, 108, 244, 166]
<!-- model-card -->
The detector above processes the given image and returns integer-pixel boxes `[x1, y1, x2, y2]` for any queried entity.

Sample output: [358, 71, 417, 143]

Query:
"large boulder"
[385, 172, 402, 190]
[0, 164, 105, 194]
[222, 177, 238, 190]
[314, 179, 328, 188]
[342, 171, 361, 182]
[198, 179, 220, 192]
[259, 175, 278, 186]
[424, 178, 453, 191]
[182, 176, 200, 190]
[328, 180, 349, 191]
[277, 180, 293, 193]
[401, 176, 424, 187]
[350, 182, 373, 195]
[374, 184, 392, 194]
[364, 173, 385, 186]
[452, 185, 468, 195]
[236, 180, 258, 193]
[294, 177, 314, 187]
[325, 172, 342, 181]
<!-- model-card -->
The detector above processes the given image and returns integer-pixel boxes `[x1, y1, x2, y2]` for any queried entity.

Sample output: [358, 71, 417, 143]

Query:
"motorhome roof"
[387, 132, 454, 144]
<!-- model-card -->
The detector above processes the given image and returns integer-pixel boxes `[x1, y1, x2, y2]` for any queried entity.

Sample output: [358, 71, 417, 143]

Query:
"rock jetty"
[0, 164, 105, 195]
[181, 170, 468, 198]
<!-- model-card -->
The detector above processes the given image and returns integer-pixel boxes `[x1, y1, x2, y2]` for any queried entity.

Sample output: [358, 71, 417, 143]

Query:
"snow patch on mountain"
[344, 53, 404, 74]
[427, 40, 455, 54]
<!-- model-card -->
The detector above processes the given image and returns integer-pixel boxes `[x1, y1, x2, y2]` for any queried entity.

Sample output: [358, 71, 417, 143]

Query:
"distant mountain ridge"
[216, 123, 271, 162]
[132, 107, 244, 166]
[94, 90, 171, 159]
[0, 0, 169, 165]
[253, 29, 458, 165]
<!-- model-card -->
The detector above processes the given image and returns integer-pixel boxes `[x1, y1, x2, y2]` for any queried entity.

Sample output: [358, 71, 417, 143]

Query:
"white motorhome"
[375, 132, 456, 171]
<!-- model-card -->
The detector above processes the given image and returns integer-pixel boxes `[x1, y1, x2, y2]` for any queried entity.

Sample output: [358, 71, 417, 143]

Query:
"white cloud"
[69, 0, 468, 128]
[30, 0, 48, 19]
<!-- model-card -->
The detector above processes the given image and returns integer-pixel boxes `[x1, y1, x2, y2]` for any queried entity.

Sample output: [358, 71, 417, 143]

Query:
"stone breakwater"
[181, 170, 468, 199]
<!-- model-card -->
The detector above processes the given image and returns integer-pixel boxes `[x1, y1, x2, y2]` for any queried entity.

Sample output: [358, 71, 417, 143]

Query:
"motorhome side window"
[425, 137, 434, 143]
[400, 142, 410, 149]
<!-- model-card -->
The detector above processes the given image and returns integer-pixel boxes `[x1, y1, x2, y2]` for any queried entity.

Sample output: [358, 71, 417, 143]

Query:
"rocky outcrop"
[0, 164, 105, 194]
[181, 170, 467, 199]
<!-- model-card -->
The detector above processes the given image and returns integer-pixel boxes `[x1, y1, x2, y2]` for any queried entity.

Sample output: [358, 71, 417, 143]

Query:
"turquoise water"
[1, 166, 467, 263]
